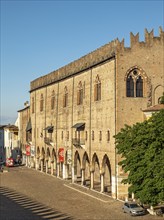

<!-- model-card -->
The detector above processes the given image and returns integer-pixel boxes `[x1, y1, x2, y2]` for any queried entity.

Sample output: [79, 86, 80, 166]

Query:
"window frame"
[94, 75, 101, 101]
[51, 90, 55, 110]
[63, 86, 68, 108]
[40, 94, 44, 112]
[126, 68, 144, 98]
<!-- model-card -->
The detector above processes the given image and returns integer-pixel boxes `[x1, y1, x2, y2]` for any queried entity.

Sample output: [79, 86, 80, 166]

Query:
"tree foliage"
[114, 110, 164, 205]
[160, 92, 164, 104]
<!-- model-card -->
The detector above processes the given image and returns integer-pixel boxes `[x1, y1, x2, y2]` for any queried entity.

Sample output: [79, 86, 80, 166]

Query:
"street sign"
[58, 148, 64, 162]
[26, 145, 31, 156]
[67, 149, 72, 164]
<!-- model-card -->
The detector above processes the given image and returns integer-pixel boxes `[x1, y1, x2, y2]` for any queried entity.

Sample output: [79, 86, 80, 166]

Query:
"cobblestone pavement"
[0, 166, 162, 220]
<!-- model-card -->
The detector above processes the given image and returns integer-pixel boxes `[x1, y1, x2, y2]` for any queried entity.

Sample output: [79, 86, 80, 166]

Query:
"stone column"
[41, 159, 44, 172]
[26, 156, 28, 167]
[63, 164, 69, 179]
[72, 166, 77, 183]
[100, 173, 105, 193]
[51, 161, 54, 175]
[57, 163, 60, 177]
[90, 171, 94, 189]
[45, 160, 48, 174]
[81, 169, 85, 186]
[35, 158, 39, 170]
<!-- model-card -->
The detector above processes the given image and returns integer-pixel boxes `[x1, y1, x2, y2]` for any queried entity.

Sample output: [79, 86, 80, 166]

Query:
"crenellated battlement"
[129, 27, 164, 48]
[30, 27, 164, 92]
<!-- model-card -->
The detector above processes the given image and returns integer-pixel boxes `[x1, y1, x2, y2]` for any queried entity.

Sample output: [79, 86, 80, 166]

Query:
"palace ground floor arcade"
[25, 145, 128, 200]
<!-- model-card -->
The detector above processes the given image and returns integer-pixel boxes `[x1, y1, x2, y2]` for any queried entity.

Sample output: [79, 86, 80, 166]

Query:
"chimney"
[24, 101, 29, 107]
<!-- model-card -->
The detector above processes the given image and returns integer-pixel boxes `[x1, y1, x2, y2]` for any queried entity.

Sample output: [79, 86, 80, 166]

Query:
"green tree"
[114, 110, 164, 206]
[159, 92, 164, 104]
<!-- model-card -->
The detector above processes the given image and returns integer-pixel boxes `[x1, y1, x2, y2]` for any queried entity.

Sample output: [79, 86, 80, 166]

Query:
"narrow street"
[0, 166, 162, 220]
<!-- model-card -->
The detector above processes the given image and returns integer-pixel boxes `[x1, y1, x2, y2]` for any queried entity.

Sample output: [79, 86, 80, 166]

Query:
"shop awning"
[44, 126, 54, 132]
[26, 119, 32, 132]
[72, 123, 85, 130]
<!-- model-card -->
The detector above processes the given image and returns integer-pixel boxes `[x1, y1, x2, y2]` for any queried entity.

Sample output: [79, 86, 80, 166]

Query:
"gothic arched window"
[77, 81, 83, 105]
[126, 68, 144, 98]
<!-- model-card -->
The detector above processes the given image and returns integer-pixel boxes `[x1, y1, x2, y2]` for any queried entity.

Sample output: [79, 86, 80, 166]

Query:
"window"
[127, 76, 134, 97]
[40, 94, 44, 112]
[77, 82, 83, 105]
[136, 76, 143, 97]
[32, 97, 35, 113]
[51, 90, 55, 110]
[126, 69, 143, 98]
[99, 131, 102, 141]
[92, 130, 94, 141]
[94, 75, 101, 101]
[85, 131, 88, 141]
[63, 86, 68, 107]
[61, 131, 64, 140]
[66, 131, 69, 141]
[75, 131, 77, 140]
[107, 130, 110, 142]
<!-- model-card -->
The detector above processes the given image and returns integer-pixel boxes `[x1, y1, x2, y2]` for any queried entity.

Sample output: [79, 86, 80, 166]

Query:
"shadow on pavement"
[0, 186, 73, 220]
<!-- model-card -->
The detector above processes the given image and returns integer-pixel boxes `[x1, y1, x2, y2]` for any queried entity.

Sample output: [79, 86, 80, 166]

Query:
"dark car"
[122, 202, 146, 216]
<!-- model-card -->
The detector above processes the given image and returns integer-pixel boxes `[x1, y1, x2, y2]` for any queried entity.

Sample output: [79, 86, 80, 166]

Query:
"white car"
[122, 202, 146, 216]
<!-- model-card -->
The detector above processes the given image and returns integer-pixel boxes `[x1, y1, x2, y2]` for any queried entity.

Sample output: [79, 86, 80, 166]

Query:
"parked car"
[122, 202, 146, 216]
[6, 158, 14, 167]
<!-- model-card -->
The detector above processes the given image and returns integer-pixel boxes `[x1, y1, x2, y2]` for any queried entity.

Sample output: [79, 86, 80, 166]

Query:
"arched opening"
[41, 147, 45, 172]
[74, 151, 81, 183]
[36, 146, 41, 170]
[82, 152, 90, 187]
[51, 148, 57, 176]
[46, 148, 51, 174]
[65, 150, 72, 179]
[92, 153, 100, 191]
[125, 66, 147, 98]
[153, 85, 164, 105]
[102, 154, 112, 195]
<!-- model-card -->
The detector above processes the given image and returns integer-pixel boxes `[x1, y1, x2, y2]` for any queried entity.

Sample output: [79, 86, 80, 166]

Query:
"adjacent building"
[0, 124, 19, 162]
[20, 27, 164, 200]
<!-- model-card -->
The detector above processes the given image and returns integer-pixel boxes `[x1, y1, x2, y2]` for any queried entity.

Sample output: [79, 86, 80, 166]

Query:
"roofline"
[29, 55, 115, 93]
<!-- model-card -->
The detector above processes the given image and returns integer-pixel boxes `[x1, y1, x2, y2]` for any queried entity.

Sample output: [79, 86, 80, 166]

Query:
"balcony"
[72, 138, 85, 147]
[44, 137, 54, 145]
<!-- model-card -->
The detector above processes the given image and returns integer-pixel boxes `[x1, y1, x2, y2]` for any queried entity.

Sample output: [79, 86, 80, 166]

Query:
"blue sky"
[0, 0, 163, 125]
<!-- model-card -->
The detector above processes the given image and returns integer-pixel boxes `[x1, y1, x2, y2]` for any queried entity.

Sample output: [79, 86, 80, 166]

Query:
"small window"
[136, 76, 143, 97]
[40, 94, 44, 112]
[32, 97, 35, 113]
[94, 75, 101, 101]
[51, 90, 55, 110]
[85, 131, 88, 141]
[99, 131, 102, 141]
[92, 130, 94, 141]
[63, 87, 68, 107]
[61, 131, 64, 140]
[107, 130, 110, 142]
[66, 131, 69, 141]
[77, 82, 83, 105]
[127, 76, 134, 97]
